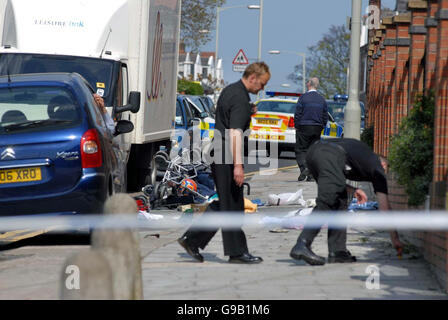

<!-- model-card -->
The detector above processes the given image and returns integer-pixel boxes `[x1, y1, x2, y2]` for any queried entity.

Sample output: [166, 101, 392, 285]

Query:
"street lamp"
[269, 50, 307, 93]
[215, 4, 261, 81]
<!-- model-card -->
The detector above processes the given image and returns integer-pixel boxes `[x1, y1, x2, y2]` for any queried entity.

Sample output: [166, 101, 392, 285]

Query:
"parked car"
[248, 91, 343, 156]
[199, 95, 216, 117]
[173, 94, 215, 151]
[327, 94, 366, 132]
[0, 73, 138, 216]
[186, 95, 214, 118]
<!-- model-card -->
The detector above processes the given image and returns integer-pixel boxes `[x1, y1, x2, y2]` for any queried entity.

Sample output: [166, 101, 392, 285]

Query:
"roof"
[179, 52, 215, 65]
[395, 0, 409, 12]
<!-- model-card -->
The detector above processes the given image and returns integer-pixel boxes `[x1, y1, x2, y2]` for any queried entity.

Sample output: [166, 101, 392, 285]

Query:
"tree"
[288, 25, 350, 98]
[178, 79, 204, 95]
[389, 93, 435, 207]
[181, 0, 226, 53]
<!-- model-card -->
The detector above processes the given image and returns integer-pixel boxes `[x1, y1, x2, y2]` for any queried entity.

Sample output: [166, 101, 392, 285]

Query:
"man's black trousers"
[298, 141, 349, 253]
[181, 163, 249, 257]
[294, 125, 324, 173]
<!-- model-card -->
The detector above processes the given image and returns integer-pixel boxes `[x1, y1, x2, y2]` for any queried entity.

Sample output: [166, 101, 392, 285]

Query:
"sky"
[200, 0, 397, 93]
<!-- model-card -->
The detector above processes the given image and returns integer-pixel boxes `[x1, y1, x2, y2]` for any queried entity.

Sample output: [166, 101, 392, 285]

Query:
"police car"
[174, 95, 215, 152]
[327, 94, 366, 133]
[248, 91, 343, 155]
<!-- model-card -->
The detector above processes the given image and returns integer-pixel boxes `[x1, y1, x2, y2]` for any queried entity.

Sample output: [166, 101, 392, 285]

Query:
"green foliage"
[389, 93, 435, 206]
[288, 25, 350, 98]
[178, 79, 204, 95]
[361, 125, 374, 149]
[181, 0, 226, 52]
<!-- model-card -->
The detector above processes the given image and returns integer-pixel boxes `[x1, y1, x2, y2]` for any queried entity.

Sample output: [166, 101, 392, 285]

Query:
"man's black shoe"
[328, 250, 357, 263]
[306, 175, 315, 182]
[177, 237, 204, 262]
[290, 239, 326, 266]
[229, 253, 263, 264]
[298, 173, 308, 182]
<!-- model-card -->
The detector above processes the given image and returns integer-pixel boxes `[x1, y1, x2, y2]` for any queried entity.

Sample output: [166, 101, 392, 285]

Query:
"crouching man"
[290, 138, 404, 266]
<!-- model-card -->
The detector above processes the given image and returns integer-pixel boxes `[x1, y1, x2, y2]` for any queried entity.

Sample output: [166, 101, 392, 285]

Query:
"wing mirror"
[114, 119, 134, 136]
[115, 91, 141, 114]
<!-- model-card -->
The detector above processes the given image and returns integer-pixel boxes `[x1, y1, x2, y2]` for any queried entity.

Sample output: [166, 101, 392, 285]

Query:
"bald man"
[294, 78, 329, 182]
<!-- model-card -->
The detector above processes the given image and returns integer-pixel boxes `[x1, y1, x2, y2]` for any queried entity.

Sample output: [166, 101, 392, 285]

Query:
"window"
[176, 100, 184, 126]
[121, 65, 129, 106]
[183, 99, 194, 125]
[0, 53, 114, 104]
[257, 101, 296, 114]
[0, 86, 81, 134]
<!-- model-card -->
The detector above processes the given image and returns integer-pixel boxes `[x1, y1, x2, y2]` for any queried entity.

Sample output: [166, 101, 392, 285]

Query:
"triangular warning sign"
[232, 49, 249, 65]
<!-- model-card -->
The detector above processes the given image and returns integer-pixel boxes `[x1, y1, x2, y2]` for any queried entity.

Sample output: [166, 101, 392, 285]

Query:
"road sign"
[232, 49, 249, 65]
[233, 65, 247, 72]
[232, 49, 249, 73]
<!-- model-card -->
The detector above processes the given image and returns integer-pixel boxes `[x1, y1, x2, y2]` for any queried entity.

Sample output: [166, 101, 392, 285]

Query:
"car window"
[0, 86, 81, 134]
[176, 100, 184, 126]
[188, 96, 209, 115]
[198, 97, 212, 113]
[257, 101, 296, 114]
[185, 99, 203, 118]
[0, 53, 115, 104]
[327, 102, 345, 123]
[327, 101, 365, 125]
[182, 99, 194, 125]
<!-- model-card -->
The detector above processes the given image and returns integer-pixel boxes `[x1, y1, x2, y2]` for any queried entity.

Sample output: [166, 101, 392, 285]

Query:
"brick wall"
[366, 0, 448, 292]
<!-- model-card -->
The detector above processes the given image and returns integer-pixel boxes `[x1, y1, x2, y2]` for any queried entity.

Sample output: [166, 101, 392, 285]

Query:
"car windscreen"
[0, 53, 114, 102]
[257, 101, 296, 114]
[188, 96, 209, 114]
[327, 101, 365, 125]
[0, 86, 81, 134]
[327, 102, 345, 123]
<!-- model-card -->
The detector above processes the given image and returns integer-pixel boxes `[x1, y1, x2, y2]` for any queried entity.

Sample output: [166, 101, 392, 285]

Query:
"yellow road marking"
[10, 229, 52, 242]
[0, 227, 57, 243]
[0, 230, 31, 239]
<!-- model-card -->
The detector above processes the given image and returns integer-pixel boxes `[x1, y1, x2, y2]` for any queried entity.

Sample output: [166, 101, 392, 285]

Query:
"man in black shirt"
[289, 138, 404, 265]
[178, 62, 271, 264]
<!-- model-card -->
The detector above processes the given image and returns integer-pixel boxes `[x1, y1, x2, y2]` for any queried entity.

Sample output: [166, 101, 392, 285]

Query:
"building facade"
[366, 0, 448, 292]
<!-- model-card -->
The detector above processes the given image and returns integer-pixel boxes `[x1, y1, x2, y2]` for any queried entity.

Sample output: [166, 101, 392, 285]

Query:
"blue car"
[326, 94, 366, 133]
[0, 73, 139, 216]
[173, 95, 215, 151]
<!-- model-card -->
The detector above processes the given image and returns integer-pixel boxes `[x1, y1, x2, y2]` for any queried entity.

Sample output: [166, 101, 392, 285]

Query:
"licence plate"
[256, 119, 279, 125]
[0, 167, 42, 184]
[250, 134, 285, 141]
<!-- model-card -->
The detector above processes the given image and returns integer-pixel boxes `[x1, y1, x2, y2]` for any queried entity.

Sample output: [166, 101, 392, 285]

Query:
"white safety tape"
[0, 211, 448, 232]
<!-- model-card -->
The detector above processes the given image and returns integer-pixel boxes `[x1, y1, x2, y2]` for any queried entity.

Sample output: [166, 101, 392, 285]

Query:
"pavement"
[0, 163, 446, 300]
[141, 166, 448, 300]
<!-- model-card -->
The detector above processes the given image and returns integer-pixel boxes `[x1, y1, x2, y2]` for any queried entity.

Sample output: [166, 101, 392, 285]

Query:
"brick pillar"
[372, 33, 384, 154]
[393, 12, 411, 157]
[425, 0, 440, 91]
[430, 0, 448, 294]
[382, 17, 397, 156]
[408, 1, 428, 106]
[367, 24, 379, 153]
[377, 28, 387, 155]
[433, 0, 448, 182]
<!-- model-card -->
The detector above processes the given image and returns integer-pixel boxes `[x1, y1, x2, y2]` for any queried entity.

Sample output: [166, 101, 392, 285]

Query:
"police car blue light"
[334, 94, 349, 102]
